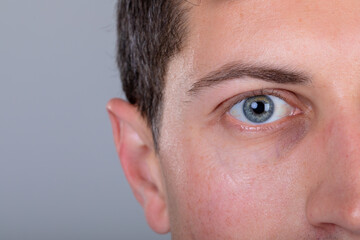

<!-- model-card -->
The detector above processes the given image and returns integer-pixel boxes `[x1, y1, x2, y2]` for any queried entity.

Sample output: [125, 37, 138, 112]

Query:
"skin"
[108, 0, 360, 239]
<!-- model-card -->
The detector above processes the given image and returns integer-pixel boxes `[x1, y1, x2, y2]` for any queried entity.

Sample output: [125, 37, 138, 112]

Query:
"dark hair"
[116, 1, 189, 149]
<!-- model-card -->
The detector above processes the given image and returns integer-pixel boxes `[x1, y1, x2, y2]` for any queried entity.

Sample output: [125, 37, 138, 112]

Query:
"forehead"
[189, 0, 360, 71]
[165, 0, 360, 94]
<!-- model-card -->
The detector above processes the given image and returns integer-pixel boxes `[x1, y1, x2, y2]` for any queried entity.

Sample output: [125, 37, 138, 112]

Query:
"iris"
[243, 95, 274, 123]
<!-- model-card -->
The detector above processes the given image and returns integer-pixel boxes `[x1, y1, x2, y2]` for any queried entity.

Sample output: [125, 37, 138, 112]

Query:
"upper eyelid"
[214, 89, 290, 117]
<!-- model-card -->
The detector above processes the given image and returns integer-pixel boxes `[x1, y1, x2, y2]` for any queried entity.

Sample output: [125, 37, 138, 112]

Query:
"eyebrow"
[188, 62, 311, 95]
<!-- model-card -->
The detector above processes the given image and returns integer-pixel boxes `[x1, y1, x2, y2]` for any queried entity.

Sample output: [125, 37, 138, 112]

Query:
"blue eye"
[229, 95, 294, 125]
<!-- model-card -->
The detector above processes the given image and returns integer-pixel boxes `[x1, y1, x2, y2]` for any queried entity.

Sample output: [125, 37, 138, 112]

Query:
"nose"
[306, 114, 360, 234]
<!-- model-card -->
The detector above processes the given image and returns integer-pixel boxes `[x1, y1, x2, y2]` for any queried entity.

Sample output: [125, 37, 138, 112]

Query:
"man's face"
[158, 0, 360, 239]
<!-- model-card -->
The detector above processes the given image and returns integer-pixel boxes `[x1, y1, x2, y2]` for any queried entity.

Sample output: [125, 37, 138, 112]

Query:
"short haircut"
[116, 1, 189, 149]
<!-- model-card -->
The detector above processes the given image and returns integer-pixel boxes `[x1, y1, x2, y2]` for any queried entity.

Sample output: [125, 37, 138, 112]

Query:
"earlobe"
[107, 98, 170, 234]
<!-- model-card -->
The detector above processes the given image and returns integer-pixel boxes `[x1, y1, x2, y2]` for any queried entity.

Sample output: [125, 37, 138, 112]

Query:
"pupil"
[251, 101, 265, 114]
[242, 95, 274, 124]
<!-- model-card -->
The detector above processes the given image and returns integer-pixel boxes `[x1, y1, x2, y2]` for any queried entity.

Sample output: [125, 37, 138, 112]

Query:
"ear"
[107, 98, 170, 234]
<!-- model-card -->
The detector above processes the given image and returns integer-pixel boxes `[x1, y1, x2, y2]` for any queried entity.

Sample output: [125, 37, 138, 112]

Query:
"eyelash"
[218, 88, 304, 130]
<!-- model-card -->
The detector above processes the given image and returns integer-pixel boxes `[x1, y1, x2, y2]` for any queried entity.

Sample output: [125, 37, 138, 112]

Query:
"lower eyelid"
[225, 111, 303, 133]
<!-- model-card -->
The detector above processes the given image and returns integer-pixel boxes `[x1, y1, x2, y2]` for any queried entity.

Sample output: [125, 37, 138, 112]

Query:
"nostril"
[305, 176, 360, 234]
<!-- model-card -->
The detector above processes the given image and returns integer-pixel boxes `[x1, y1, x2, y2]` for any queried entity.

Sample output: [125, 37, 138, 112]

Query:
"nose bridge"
[327, 107, 360, 164]
[306, 103, 360, 233]
[325, 106, 360, 196]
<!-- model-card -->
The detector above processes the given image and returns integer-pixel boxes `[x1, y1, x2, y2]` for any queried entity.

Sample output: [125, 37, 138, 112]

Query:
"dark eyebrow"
[188, 62, 311, 95]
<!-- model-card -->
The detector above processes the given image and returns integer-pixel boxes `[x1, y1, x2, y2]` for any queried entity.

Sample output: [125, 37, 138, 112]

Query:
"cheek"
[162, 139, 308, 239]
[219, 116, 311, 165]
[184, 170, 262, 238]
[159, 109, 314, 238]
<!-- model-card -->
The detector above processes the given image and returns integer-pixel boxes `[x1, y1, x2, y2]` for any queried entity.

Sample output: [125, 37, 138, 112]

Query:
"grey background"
[0, 1, 170, 239]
